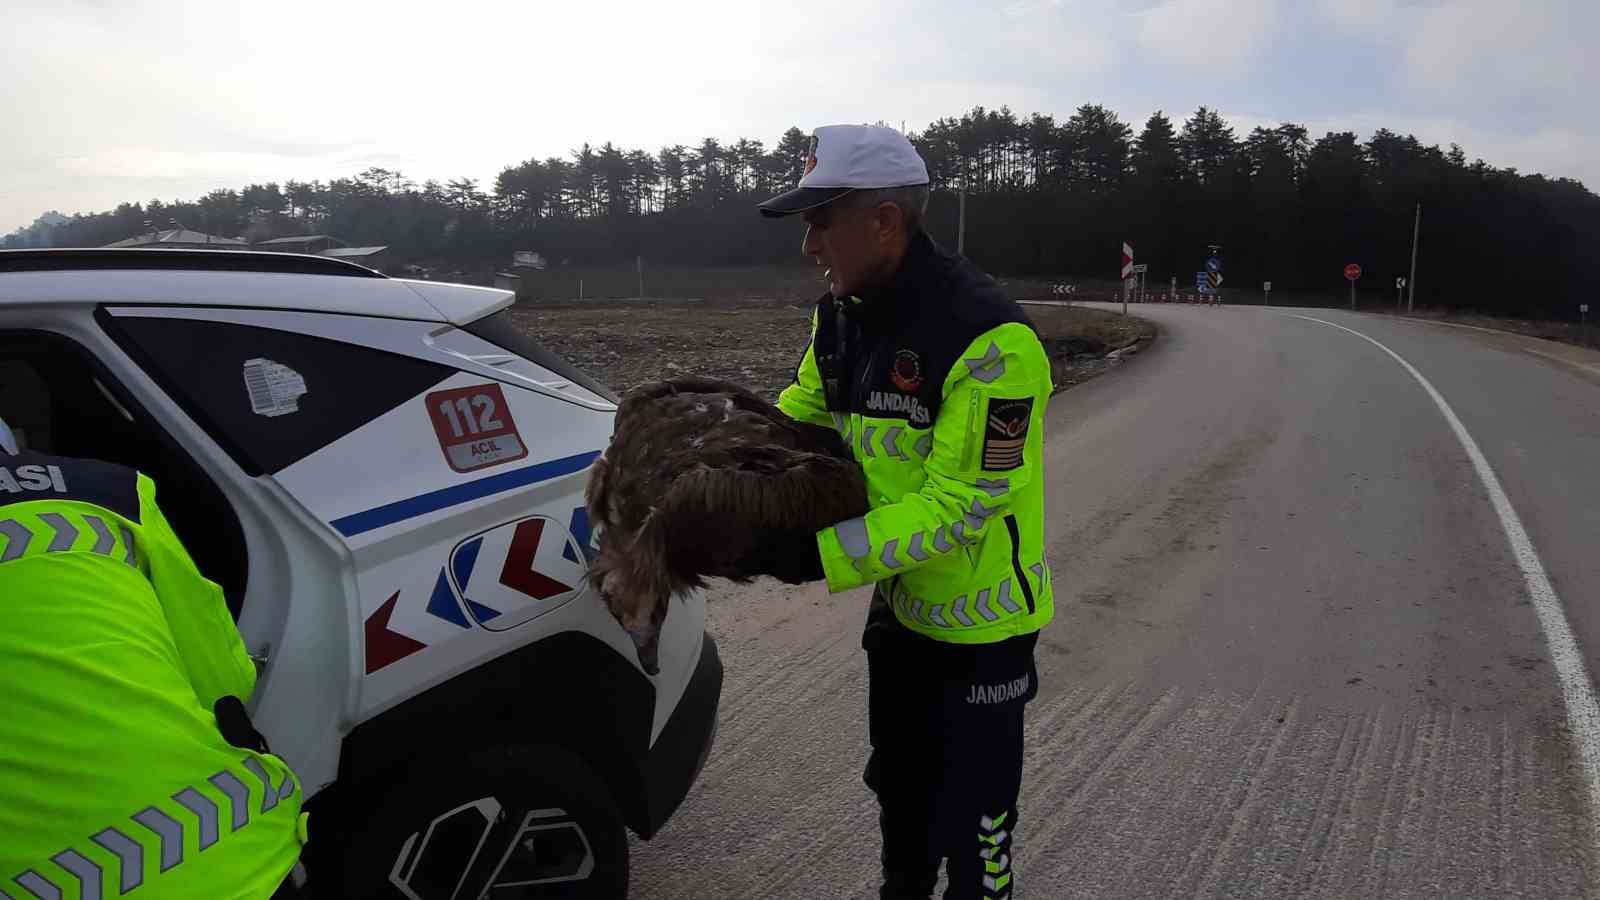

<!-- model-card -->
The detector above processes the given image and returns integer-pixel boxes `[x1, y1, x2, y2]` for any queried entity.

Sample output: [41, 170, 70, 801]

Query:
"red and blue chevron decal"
[363, 508, 593, 674]
[447, 515, 588, 632]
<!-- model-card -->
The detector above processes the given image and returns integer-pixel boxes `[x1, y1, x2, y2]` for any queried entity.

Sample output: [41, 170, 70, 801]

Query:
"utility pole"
[1407, 202, 1421, 313]
[957, 187, 967, 255]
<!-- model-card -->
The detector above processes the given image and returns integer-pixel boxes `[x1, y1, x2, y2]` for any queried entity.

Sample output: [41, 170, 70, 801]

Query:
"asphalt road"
[630, 304, 1600, 899]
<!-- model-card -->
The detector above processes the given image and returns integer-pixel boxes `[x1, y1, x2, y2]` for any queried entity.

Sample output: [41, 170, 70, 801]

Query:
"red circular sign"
[1344, 263, 1363, 281]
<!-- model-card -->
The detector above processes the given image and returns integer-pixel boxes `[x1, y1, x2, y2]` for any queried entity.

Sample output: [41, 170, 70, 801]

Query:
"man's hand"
[745, 528, 826, 584]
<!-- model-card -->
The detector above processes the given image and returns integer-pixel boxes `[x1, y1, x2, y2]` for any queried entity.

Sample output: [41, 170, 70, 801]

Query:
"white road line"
[1292, 314, 1600, 848]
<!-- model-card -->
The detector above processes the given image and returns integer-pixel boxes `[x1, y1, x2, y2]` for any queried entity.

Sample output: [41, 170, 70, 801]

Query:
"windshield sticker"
[426, 383, 529, 473]
[242, 358, 308, 417]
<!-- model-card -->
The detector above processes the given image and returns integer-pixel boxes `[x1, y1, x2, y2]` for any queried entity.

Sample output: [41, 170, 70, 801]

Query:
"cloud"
[1404, 0, 1591, 114]
[2, 0, 1595, 233]
[55, 147, 402, 181]
[1139, 0, 1277, 68]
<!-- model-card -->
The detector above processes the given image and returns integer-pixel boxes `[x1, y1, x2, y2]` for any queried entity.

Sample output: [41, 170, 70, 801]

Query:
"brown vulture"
[585, 376, 868, 673]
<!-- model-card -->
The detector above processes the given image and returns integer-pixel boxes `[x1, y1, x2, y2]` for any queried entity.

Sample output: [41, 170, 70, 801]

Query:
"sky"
[2, 0, 1594, 234]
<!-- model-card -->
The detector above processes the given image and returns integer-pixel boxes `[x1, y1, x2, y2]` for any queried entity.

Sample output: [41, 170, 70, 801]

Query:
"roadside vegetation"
[7, 106, 1594, 321]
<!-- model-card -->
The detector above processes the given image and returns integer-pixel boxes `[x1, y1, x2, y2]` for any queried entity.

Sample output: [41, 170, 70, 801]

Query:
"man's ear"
[873, 201, 905, 244]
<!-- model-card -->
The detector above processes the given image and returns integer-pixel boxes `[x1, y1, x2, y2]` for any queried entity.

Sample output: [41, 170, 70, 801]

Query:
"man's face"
[801, 198, 893, 299]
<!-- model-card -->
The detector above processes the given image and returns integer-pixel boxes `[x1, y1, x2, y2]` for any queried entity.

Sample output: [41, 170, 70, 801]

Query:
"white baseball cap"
[0, 415, 17, 455]
[758, 124, 930, 218]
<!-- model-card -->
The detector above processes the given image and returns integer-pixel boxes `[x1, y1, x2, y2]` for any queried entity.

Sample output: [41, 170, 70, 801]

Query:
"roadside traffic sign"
[1121, 242, 1134, 280]
[1263, 281, 1272, 291]
[1132, 263, 1148, 274]
[1345, 263, 1363, 281]
[1206, 257, 1222, 274]
[1208, 272, 1223, 289]
[1395, 277, 1407, 289]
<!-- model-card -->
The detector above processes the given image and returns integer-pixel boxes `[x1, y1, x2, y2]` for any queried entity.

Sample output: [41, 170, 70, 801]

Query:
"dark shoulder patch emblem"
[1, 451, 142, 522]
[982, 397, 1033, 471]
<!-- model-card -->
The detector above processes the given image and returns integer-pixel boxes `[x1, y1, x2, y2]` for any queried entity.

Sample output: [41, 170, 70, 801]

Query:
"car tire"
[334, 744, 630, 900]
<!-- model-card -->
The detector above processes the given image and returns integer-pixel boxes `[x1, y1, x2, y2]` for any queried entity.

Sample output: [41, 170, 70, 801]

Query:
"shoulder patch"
[982, 397, 1033, 471]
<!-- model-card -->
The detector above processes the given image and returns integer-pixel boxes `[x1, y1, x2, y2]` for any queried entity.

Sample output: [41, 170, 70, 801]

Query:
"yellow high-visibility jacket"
[0, 451, 304, 899]
[779, 231, 1054, 643]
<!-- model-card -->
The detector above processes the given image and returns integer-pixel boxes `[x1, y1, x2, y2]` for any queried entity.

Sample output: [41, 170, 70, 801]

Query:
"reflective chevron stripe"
[965, 342, 1006, 383]
[931, 527, 953, 553]
[133, 806, 184, 871]
[881, 425, 906, 459]
[978, 811, 1014, 898]
[0, 519, 30, 562]
[48, 850, 101, 900]
[210, 771, 252, 831]
[906, 532, 929, 563]
[860, 425, 877, 458]
[38, 513, 78, 552]
[897, 573, 1041, 629]
[242, 758, 282, 814]
[975, 587, 998, 622]
[996, 579, 1021, 614]
[20, 759, 299, 898]
[174, 787, 220, 849]
[120, 524, 138, 568]
[951, 594, 974, 626]
[90, 828, 143, 893]
[13, 871, 59, 900]
[0, 513, 139, 568]
[913, 433, 933, 458]
[950, 521, 974, 545]
[976, 478, 1009, 497]
[879, 538, 903, 570]
[83, 515, 116, 555]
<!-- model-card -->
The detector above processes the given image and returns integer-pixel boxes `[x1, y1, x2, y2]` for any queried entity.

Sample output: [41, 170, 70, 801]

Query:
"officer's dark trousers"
[863, 597, 1039, 900]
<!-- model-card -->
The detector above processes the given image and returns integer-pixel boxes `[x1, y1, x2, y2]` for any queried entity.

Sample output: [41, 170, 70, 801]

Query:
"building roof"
[103, 228, 247, 248]
[321, 246, 388, 258]
[0, 249, 512, 326]
[256, 234, 342, 245]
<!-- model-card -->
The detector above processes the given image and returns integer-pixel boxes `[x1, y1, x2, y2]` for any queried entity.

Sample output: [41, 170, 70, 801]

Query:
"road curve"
[630, 304, 1600, 898]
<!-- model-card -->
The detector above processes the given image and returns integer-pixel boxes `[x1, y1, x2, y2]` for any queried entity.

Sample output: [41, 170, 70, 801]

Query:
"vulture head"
[585, 376, 868, 673]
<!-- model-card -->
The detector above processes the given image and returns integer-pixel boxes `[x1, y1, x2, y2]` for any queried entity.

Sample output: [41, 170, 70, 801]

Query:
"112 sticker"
[426, 383, 529, 473]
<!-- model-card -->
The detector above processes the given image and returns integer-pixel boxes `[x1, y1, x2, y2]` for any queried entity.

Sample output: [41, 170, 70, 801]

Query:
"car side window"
[0, 329, 251, 616]
[99, 311, 457, 476]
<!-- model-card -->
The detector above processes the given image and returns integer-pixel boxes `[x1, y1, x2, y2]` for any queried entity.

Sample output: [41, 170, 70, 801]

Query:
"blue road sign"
[1195, 272, 1212, 294]
[1205, 257, 1222, 273]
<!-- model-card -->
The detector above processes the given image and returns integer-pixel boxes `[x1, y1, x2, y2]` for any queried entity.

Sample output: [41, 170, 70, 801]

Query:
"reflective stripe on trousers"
[5, 759, 297, 899]
[979, 811, 1013, 899]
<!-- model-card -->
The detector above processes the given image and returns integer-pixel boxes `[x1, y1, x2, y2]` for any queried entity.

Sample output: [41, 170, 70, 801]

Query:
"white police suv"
[0, 249, 721, 898]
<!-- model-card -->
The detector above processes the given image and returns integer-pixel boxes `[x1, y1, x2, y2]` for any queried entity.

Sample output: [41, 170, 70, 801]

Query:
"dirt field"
[508, 299, 1155, 400]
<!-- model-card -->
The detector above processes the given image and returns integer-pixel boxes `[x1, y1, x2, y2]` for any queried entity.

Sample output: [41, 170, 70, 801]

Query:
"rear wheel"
[336, 745, 629, 899]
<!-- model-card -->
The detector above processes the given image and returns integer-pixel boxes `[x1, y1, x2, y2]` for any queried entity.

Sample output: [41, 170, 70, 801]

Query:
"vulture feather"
[586, 376, 868, 673]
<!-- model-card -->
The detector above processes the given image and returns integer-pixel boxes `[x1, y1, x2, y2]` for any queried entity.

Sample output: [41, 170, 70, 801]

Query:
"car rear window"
[464, 310, 618, 404]
[99, 310, 456, 476]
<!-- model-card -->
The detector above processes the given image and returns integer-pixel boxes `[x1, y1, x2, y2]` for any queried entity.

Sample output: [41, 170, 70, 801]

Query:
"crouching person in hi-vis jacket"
[0, 415, 308, 899]
[756, 125, 1054, 900]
